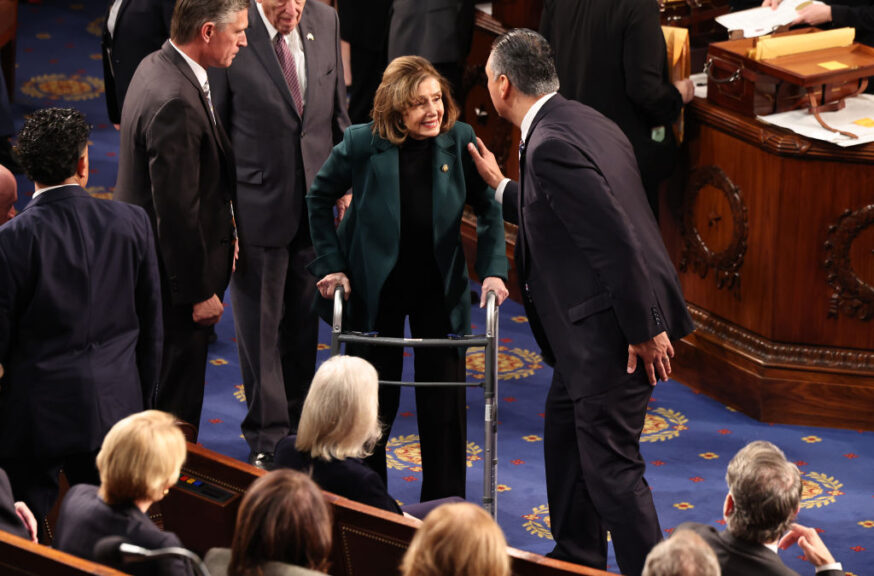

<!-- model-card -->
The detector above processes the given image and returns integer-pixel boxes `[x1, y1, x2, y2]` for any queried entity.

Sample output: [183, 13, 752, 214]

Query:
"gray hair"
[642, 530, 721, 576]
[489, 29, 559, 97]
[725, 441, 802, 544]
[170, 0, 249, 44]
[295, 356, 382, 461]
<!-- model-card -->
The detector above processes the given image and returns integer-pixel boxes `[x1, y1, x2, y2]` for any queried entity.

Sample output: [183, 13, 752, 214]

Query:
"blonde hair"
[295, 356, 382, 461]
[400, 503, 510, 576]
[97, 410, 187, 505]
[371, 55, 459, 145]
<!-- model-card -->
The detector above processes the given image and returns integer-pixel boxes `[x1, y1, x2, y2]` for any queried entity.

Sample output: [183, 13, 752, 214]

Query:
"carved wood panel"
[679, 165, 748, 299]
[824, 204, 874, 321]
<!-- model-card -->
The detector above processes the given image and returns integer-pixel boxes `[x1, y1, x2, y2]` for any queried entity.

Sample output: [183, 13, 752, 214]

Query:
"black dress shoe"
[248, 451, 275, 471]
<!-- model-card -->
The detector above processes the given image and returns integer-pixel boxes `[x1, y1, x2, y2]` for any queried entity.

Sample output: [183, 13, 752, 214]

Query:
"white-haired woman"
[275, 356, 460, 517]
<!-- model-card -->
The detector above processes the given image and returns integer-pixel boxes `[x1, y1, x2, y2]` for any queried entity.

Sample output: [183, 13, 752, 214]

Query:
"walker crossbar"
[329, 285, 500, 517]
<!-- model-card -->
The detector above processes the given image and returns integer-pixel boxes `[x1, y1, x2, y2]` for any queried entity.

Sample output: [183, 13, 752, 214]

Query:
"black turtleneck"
[396, 136, 435, 275]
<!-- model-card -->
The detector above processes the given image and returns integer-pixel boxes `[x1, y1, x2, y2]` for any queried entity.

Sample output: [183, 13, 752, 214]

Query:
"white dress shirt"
[256, 3, 307, 107]
[494, 92, 557, 204]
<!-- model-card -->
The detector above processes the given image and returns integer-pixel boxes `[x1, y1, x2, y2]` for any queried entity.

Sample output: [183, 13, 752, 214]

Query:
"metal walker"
[330, 286, 500, 518]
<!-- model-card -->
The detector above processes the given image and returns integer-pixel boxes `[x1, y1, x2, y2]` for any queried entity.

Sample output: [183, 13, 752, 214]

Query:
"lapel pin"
[306, 32, 315, 41]
[441, 163, 449, 173]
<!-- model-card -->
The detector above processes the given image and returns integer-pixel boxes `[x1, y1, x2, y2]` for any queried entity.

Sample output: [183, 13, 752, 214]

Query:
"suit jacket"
[0, 470, 27, 540]
[205, 548, 324, 576]
[503, 95, 693, 386]
[101, 0, 174, 124]
[209, 0, 349, 248]
[306, 122, 508, 337]
[388, 0, 474, 64]
[540, 0, 683, 187]
[54, 484, 192, 576]
[0, 186, 161, 459]
[116, 41, 236, 307]
[274, 436, 402, 515]
[678, 522, 845, 576]
[336, 0, 391, 51]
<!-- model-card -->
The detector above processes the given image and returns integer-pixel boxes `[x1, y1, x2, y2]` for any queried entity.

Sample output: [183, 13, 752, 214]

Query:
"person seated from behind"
[0, 468, 37, 542]
[204, 469, 332, 576]
[400, 502, 510, 576]
[53, 410, 192, 576]
[678, 440, 844, 576]
[643, 529, 721, 576]
[274, 355, 461, 518]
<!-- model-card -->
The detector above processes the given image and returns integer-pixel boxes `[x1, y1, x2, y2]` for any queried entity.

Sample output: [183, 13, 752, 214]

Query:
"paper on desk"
[716, 0, 823, 38]
[757, 94, 874, 146]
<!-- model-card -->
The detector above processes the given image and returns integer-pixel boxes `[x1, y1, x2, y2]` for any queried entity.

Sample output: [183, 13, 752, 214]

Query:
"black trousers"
[155, 300, 211, 439]
[544, 366, 662, 576]
[353, 275, 467, 501]
[0, 452, 99, 541]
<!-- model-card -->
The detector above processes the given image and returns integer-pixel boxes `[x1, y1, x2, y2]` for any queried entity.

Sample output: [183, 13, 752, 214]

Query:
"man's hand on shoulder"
[467, 137, 506, 190]
[779, 523, 837, 568]
[192, 294, 223, 326]
[627, 331, 674, 386]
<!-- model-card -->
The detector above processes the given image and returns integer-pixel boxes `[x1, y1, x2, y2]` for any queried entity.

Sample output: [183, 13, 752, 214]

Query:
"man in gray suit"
[209, 0, 349, 469]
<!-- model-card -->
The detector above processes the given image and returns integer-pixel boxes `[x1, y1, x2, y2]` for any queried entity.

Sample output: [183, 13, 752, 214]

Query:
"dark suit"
[101, 0, 174, 124]
[307, 122, 507, 500]
[388, 0, 474, 96]
[0, 470, 28, 540]
[0, 185, 161, 527]
[502, 95, 693, 576]
[540, 0, 684, 216]
[274, 436, 402, 514]
[678, 523, 845, 576]
[209, 0, 349, 453]
[336, 0, 391, 123]
[54, 484, 192, 576]
[116, 41, 237, 434]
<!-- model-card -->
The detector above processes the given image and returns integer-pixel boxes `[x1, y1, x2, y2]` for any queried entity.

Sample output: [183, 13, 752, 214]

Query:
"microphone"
[94, 535, 212, 576]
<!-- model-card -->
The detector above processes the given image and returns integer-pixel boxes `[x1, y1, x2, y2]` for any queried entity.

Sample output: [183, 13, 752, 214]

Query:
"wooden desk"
[661, 98, 874, 430]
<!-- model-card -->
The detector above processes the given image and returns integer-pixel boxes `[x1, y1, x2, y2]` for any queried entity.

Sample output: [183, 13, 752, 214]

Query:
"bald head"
[0, 164, 16, 225]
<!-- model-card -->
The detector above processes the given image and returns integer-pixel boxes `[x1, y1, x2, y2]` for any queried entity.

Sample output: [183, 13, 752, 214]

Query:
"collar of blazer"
[525, 93, 565, 145]
[366, 127, 459, 232]
[160, 41, 234, 161]
[22, 184, 89, 213]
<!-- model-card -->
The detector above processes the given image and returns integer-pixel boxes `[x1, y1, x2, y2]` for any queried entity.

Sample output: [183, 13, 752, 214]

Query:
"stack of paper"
[716, 0, 824, 38]
[757, 94, 874, 146]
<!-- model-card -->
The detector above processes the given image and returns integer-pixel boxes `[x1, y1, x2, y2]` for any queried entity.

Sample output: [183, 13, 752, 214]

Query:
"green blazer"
[307, 121, 508, 337]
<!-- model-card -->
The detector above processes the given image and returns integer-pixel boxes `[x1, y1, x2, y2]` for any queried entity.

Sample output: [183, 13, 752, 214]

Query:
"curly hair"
[725, 441, 802, 544]
[15, 107, 90, 186]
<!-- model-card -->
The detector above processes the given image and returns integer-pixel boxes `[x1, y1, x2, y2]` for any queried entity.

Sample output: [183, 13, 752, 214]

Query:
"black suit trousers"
[354, 271, 467, 502]
[155, 299, 211, 437]
[544, 362, 661, 576]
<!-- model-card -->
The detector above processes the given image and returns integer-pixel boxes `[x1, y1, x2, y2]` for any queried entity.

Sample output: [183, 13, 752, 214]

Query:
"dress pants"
[355, 273, 467, 501]
[544, 365, 661, 576]
[230, 236, 318, 453]
[155, 299, 211, 438]
[0, 452, 99, 541]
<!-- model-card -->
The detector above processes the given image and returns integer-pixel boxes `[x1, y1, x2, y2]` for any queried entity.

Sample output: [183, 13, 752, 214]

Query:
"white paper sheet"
[715, 0, 823, 38]
[757, 94, 874, 147]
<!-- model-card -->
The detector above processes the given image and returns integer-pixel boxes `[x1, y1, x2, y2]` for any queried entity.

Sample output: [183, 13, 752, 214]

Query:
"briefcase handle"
[704, 58, 742, 85]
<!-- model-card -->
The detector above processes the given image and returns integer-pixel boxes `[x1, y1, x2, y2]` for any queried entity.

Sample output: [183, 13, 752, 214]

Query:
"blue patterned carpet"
[6, 1, 873, 575]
